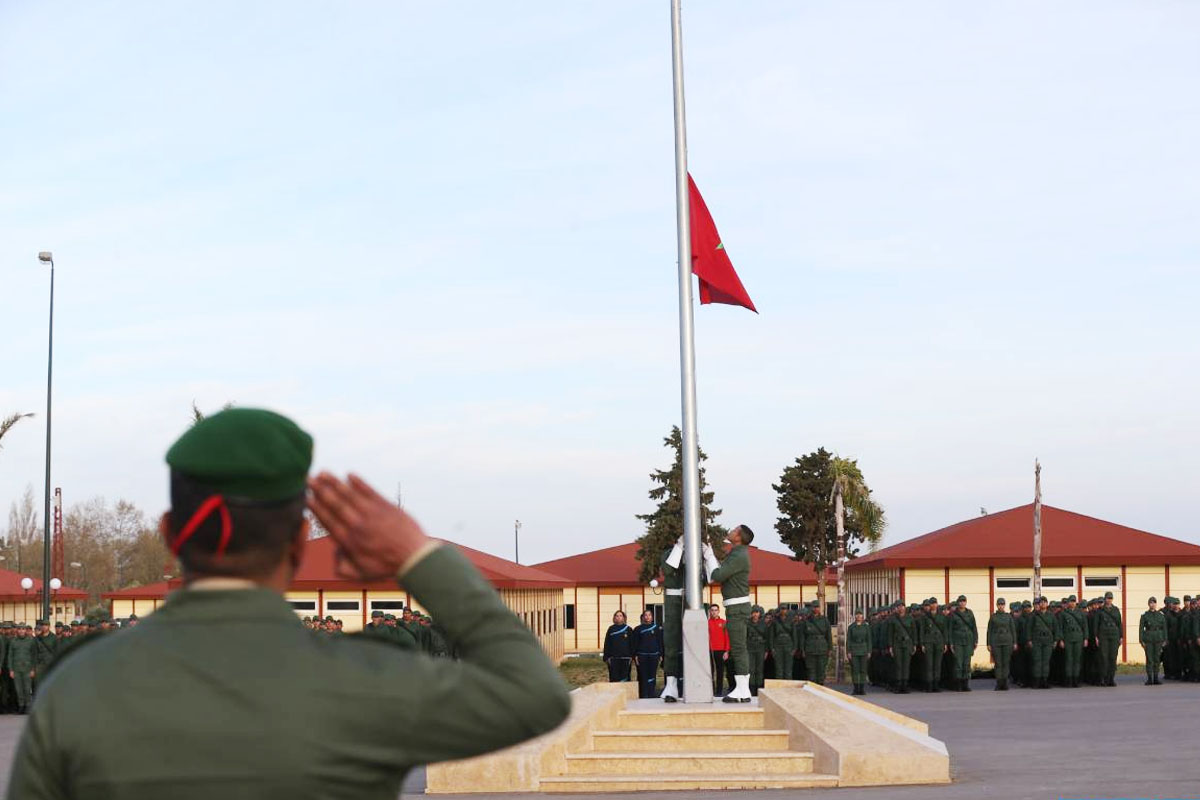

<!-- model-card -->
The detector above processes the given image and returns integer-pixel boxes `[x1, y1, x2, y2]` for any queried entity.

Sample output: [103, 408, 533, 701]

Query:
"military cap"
[1050, 601, 1060, 608]
[324, 615, 334, 622]
[371, 610, 384, 618]
[751, 605, 764, 614]
[956, 595, 967, 602]
[35, 619, 46, 626]
[1067, 595, 1076, 602]
[1104, 591, 1114, 599]
[1022, 600, 1032, 608]
[54, 621, 63, 628]
[302, 616, 312, 622]
[384, 614, 396, 620]
[1185, 595, 1192, 602]
[166, 407, 313, 501]
[996, 598, 1006, 605]
[129, 614, 138, 620]
[1148, 596, 1157, 603]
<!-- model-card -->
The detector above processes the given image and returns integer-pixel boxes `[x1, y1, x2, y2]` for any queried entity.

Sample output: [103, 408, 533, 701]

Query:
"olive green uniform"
[948, 609, 975, 688]
[986, 608, 1015, 689]
[8, 546, 570, 799]
[1059, 603, 1087, 687]
[660, 545, 685, 681]
[5, 636, 36, 712]
[1028, 608, 1060, 687]
[1139, 606, 1166, 684]
[887, 613, 915, 691]
[917, 609, 945, 690]
[801, 613, 832, 685]
[746, 610, 768, 693]
[768, 611, 795, 680]
[846, 620, 871, 691]
[709, 544, 751, 675]
[1096, 602, 1123, 686]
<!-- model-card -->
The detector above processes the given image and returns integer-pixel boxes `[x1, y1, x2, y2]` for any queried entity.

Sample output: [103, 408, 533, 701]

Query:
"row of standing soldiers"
[862, 596, 979, 694]
[1153, 595, 1200, 683]
[745, 603, 833, 693]
[359, 609, 451, 657]
[0, 618, 135, 714]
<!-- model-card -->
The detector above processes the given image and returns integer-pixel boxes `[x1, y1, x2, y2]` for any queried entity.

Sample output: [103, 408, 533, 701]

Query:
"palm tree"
[0, 412, 34, 450]
[829, 456, 885, 681]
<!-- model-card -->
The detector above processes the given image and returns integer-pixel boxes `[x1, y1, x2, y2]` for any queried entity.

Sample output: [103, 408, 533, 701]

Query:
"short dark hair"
[737, 525, 755, 545]
[169, 471, 305, 579]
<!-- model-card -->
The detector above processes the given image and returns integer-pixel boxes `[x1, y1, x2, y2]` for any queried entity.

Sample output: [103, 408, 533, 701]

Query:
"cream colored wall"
[574, 586, 599, 652]
[904, 570, 944, 604]
[1172, 566, 1200, 599]
[1125, 566, 1167, 662]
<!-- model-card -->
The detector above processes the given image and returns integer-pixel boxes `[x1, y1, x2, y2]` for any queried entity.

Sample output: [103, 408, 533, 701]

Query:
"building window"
[826, 602, 839, 625]
[646, 603, 664, 626]
[1084, 576, 1120, 588]
[288, 600, 317, 612]
[370, 600, 407, 611]
[565, 604, 576, 629]
[781, 602, 801, 612]
[996, 578, 1031, 589]
[326, 600, 360, 612]
[1042, 577, 1075, 589]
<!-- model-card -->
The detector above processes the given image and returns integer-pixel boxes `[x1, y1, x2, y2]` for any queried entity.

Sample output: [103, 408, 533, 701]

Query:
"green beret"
[1104, 591, 1113, 599]
[996, 598, 1006, 605]
[166, 408, 313, 501]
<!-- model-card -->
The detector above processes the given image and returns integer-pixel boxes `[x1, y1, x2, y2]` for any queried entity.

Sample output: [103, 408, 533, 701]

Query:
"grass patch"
[559, 656, 609, 688]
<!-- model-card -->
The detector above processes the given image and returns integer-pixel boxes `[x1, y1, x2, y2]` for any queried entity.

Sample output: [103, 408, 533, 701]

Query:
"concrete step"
[615, 707, 765, 730]
[591, 728, 791, 752]
[540, 772, 839, 792]
[564, 751, 815, 776]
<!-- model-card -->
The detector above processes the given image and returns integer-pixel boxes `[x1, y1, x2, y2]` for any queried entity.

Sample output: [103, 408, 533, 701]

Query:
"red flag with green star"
[688, 174, 757, 313]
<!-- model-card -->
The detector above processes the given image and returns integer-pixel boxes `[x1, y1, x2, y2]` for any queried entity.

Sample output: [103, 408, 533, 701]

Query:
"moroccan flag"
[688, 174, 757, 313]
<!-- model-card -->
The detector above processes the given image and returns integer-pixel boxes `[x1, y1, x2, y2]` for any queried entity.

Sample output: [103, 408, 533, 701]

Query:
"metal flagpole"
[1033, 460, 1042, 602]
[669, 0, 713, 703]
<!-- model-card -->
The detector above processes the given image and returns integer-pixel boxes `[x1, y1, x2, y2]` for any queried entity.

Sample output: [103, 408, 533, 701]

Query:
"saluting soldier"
[887, 602, 915, 693]
[7, 408, 570, 797]
[987, 598, 1016, 690]
[802, 601, 832, 686]
[846, 609, 871, 695]
[703, 526, 754, 703]
[746, 605, 768, 695]
[1095, 591, 1123, 686]
[1139, 597, 1166, 685]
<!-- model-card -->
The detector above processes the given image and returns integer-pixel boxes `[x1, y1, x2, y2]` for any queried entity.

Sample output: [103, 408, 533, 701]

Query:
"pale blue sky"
[2, 1, 1198, 566]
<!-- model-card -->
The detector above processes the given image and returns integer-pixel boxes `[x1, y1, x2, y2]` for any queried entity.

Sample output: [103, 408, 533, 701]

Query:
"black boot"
[963, 679, 971, 692]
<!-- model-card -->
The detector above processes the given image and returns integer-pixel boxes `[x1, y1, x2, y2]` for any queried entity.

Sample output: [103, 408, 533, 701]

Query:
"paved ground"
[0, 676, 1195, 798]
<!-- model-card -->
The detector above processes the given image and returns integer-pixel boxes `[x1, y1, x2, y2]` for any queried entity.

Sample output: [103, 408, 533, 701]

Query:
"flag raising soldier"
[1139, 597, 1167, 685]
[7, 408, 570, 797]
[658, 537, 686, 702]
[703, 525, 754, 703]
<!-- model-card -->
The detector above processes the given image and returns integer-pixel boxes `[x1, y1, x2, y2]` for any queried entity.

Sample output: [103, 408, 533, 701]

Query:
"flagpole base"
[681, 608, 714, 703]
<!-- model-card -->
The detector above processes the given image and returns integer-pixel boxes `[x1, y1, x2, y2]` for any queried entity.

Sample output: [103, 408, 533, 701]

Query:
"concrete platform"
[424, 680, 947, 792]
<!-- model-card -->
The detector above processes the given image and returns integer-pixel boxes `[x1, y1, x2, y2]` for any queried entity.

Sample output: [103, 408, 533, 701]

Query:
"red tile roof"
[102, 579, 179, 600]
[0, 568, 87, 601]
[291, 536, 571, 590]
[847, 504, 1200, 569]
[532, 542, 833, 586]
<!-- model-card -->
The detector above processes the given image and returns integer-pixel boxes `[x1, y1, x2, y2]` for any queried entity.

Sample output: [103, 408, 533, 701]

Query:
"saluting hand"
[308, 472, 432, 580]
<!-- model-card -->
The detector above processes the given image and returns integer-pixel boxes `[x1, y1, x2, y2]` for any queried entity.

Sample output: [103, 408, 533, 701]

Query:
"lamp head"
[19, 577, 34, 590]
[38, 251, 53, 263]
[649, 579, 659, 589]
[49, 578, 62, 590]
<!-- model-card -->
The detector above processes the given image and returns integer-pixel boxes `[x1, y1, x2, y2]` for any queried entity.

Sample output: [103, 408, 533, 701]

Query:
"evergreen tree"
[633, 427, 727, 584]
[773, 448, 881, 604]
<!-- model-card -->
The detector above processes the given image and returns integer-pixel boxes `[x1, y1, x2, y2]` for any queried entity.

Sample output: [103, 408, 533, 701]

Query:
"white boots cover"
[660, 676, 680, 702]
[723, 674, 752, 702]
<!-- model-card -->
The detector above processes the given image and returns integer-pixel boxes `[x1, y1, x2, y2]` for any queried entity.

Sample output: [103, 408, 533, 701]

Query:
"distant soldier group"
[1158, 595, 1200, 683]
[0, 616, 138, 714]
[313, 608, 452, 656]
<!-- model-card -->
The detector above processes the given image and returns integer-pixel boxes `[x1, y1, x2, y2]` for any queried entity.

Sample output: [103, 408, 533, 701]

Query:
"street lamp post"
[49, 577, 62, 625]
[20, 577, 33, 625]
[37, 251, 55, 623]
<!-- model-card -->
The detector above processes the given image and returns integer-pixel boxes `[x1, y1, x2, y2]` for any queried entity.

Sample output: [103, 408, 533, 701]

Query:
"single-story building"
[0, 568, 87, 626]
[533, 542, 836, 654]
[103, 536, 571, 663]
[845, 503, 1200, 665]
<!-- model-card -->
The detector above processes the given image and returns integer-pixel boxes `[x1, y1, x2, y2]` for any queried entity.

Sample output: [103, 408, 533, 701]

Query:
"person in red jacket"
[708, 604, 733, 696]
